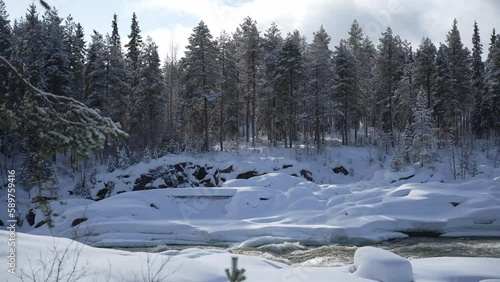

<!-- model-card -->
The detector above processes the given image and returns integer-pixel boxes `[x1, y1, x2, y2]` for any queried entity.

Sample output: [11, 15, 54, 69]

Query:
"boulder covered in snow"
[353, 246, 413, 282]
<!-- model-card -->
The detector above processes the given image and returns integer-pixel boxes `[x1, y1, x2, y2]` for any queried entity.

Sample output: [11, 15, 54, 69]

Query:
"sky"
[3, 0, 499, 62]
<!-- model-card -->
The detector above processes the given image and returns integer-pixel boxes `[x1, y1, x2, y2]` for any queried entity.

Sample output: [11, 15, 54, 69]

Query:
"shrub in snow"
[225, 256, 246, 282]
[117, 146, 131, 169]
[142, 147, 152, 163]
[106, 154, 117, 172]
[353, 246, 413, 282]
[411, 89, 437, 167]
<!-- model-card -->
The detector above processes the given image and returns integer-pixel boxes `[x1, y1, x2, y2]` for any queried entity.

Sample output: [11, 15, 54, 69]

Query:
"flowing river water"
[116, 237, 500, 267]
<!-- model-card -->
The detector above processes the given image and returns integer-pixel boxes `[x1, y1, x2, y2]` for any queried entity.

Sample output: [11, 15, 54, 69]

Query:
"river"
[114, 237, 500, 267]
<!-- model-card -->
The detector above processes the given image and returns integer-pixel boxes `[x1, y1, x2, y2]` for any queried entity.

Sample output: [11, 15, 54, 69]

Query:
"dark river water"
[115, 237, 500, 267]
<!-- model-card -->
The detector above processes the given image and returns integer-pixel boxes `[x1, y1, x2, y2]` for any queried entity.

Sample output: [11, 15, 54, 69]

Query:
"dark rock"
[116, 191, 126, 195]
[96, 188, 109, 200]
[32, 196, 57, 203]
[176, 175, 187, 185]
[132, 185, 157, 191]
[450, 202, 460, 207]
[390, 174, 416, 184]
[259, 197, 269, 201]
[282, 164, 293, 169]
[135, 173, 155, 185]
[291, 173, 298, 177]
[174, 162, 188, 172]
[34, 220, 46, 228]
[200, 178, 215, 187]
[158, 184, 167, 188]
[193, 166, 208, 181]
[26, 209, 36, 226]
[399, 230, 443, 237]
[0, 219, 3, 226]
[237, 170, 260, 179]
[71, 217, 88, 227]
[220, 177, 226, 182]
[219, 165, 233, 174]
[333, 166, 349, 175]
[300, 169, 314, 182]
[150, 203, 159, 209]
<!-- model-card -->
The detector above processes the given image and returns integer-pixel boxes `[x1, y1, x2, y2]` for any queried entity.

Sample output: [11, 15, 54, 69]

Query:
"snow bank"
[353, 246, 413, 282]
[27, 171, 500, 248]
[1, 231, 499, 282]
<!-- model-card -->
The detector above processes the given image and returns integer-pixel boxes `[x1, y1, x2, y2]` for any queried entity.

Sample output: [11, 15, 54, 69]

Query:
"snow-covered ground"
[26, 147, 500, 247]
[2, 231, 499, 282]
[2, 146, 500, 281]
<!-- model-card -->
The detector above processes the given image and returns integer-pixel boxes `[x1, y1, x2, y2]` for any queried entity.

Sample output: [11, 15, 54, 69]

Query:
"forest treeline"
[1, 1, 500, 184]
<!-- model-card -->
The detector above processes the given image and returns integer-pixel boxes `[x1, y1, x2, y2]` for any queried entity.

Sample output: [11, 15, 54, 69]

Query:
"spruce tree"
[445, 19, 473, 139]
[237, 17, 261, 147]
[333, 40, 356, 145]
[261, 23, 283, 147]
[471, 21, 487, 138]
[217, 30, 238, 151]
[84, 30, 108, 110]
[64, 16, 86, 101]
[181, 21, 220, 152]
[433, 44, 454, 132]
[42, 8, 71, 97]
[485, 32, 500, 133]
[375, 27, 404, 147]
[347, 20, 365, 143]
[129, 36, 166, 149]
[412, 89, 437, 167]
[125, 12, 143, 100]
[415, 37, 436, 109]
[306, 25, 333, 152]
[275, 30, 305, 148]
[106, 14, 130, 131]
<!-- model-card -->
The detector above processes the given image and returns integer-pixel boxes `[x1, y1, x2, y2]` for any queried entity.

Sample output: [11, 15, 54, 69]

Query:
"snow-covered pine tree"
[471, 21, 487, 138]
[415, 37, 436, 109]
[394, 42, 416, 131]
[64, 16, 86, 101]
[129, 36, 166, 149]
[106, 14, 131, 132]
[444, 19, 473, 140]
[433, 44, 453, 136]
[306, 25, 333, 153]
[261, 23, 283, 147]
[412, 88, 437, 167]
[236, 17, 261, 147]
[359, 36, 377, 144]
[42, 8, 71, 97]
[0, 0, 11, 96]
[346, 20, 365, 143]
[117, 146, 130, 169]
[333, 40, 356, 145]
[181, 21, 220, 152]
[84, 30, 108, 110]
[484, 30, 500, 134]
[125, 12, 143, 89]
[217, 30, 239, 151]
[275, 30, 305, 148]
[391, 122, 413, 171]
[375, 27, 404, 147]
[17, 4, 46, 89]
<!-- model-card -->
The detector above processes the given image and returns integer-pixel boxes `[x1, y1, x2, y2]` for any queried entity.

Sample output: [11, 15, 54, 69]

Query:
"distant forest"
[1, 0, 500, 185]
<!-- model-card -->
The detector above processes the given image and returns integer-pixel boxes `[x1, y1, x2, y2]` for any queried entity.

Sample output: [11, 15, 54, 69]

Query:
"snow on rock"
[353, 246, 413, 282]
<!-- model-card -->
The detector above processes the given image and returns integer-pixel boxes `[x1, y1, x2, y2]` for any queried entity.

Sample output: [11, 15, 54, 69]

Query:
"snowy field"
[23, 147, 500, 248]
[2, 147, 500, 281]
